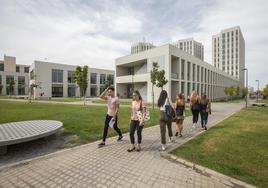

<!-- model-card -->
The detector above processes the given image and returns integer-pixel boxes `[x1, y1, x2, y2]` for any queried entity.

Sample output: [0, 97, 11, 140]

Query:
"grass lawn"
[171, 107, 268, 188]
[256, 98, 268, 103]
[0, 100, 160, 145]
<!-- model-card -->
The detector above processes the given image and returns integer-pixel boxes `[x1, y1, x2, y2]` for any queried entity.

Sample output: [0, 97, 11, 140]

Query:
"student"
[127, 90, 146, 152]
[200, 94, 211, 130]
[190, 91, 200, 128]
[158, 90, 174, 151]
[98, 87, 123, 147]
[174, 93, 185, 137]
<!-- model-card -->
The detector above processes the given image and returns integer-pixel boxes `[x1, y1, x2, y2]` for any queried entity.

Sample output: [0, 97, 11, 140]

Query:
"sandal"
[127, 147, 135, 152]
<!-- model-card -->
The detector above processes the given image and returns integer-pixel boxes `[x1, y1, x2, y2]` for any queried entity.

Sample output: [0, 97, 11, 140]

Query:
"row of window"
[51, 69, 114, 85]
[0, 75, 26, 85]
[0, 64, 29, 73]
[51, 85, 106, 97]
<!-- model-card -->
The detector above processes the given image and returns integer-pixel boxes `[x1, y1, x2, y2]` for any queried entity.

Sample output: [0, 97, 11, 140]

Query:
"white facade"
[30, 61, 114, 98]
[131, 42, 155, 54]
[172, 38, 204, 61]
[212, 26, 245, 87]
[116, 44, 239, 103]
[0, 55, 29, 96]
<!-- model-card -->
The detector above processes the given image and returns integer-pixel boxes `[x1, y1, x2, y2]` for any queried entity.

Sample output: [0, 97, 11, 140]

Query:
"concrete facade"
[116, 44, 239, 103]
[212, 26, 245, 87]
[172, 38, 204, 61]
[30, 61, 114, 98]
[131, 42, 155, 54]
[0, 55, 29, 96]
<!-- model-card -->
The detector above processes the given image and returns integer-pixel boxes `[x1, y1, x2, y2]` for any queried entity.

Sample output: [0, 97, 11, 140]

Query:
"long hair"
[158, 90, 168, 107]
[133, 90, 142, 100]
[177, 93, 185, 104]
[200, 93, 208, 104]
[190, 91, 198, 103]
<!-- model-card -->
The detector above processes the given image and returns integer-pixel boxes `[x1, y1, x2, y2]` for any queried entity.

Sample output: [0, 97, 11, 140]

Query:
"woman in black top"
[200, 94, 211, 130]
[174, 93, 185, 137]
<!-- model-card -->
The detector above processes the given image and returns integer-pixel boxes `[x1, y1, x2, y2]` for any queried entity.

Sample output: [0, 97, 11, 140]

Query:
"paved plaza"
[0, 102, 255, 188]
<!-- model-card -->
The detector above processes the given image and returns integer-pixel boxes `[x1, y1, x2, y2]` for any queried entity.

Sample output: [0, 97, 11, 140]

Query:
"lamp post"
[256, 80, 259, 102]
[242, 68, 248, 108]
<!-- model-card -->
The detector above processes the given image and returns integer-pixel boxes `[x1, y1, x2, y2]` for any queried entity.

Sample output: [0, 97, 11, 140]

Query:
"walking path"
[0, 102, 255, 188]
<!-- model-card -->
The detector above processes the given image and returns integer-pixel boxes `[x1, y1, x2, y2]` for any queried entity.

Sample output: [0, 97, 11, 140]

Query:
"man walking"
[98, 87, 123, 147]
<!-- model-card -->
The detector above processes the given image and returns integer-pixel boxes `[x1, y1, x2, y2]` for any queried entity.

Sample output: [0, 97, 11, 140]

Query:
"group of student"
[98, 86, 211, 152]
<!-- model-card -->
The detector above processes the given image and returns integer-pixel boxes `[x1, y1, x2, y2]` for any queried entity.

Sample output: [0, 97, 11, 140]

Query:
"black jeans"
[102, 114, 122, 142]
[200, 111, 208, 127]
[191, 109, 199, 124]
[129, 120, 143, 144]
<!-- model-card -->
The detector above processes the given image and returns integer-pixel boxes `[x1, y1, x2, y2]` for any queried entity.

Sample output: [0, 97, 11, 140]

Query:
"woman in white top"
[157, 90, 175, 151]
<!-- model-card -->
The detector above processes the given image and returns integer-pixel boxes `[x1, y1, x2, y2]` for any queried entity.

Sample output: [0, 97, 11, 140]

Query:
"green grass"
[0, 100, 160, 145]
[92, 100, 133, 105]
[256, 99, 268, 103]
[171, 107, 268, 188]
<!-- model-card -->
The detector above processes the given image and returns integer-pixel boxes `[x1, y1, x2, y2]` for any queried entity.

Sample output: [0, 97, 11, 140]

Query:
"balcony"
[116, 73, 149, 84]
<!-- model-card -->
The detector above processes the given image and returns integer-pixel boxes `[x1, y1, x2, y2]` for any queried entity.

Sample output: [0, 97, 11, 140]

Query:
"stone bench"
[0, 120, 63, 155]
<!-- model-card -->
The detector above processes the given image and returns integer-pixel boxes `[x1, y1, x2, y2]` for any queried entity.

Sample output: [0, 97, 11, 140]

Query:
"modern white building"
[172, 38, 204, 61]
[30, 61, 114, 98]
[0, 55, 29, 96]
[116, 44, 240, 103]
[131, 42, 155, 54]
[212, 26, 245, 87]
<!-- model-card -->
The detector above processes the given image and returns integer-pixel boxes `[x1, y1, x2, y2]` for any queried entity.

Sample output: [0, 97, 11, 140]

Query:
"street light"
[256, 80, 259, 102]
[242, 68, 248, 108]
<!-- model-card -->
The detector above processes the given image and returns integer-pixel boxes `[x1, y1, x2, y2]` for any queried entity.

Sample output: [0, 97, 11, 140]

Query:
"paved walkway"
[0, 102, 254, 188]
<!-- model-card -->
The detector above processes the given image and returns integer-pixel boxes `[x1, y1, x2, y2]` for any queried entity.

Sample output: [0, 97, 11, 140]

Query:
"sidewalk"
[0, 102, 255, 188]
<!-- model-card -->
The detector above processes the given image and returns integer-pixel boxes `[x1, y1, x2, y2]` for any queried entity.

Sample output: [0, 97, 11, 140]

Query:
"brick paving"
[0, 102, 255, 188]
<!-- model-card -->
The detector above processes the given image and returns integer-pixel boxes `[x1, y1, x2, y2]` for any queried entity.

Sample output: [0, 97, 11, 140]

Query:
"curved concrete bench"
[0, 120, 63, 154]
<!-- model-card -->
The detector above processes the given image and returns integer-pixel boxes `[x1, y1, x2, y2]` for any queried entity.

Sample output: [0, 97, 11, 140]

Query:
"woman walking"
[174, 93, 185, 137]
[190, 91, 200, 128]
[127, 91, 146, 152]
[158, 90, 174, 151]
[200, 94, 211, 130]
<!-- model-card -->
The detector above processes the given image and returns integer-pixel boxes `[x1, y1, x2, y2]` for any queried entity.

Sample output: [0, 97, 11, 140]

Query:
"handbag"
[165, 98, 175, 119]
[136, 101, 150, 122]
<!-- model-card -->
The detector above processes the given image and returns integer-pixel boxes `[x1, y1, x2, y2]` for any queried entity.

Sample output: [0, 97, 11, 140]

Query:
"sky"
[0, 0, 268, 89]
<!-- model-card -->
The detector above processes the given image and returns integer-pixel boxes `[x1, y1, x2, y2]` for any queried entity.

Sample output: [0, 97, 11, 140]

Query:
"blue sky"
[0, 0, 268, 89]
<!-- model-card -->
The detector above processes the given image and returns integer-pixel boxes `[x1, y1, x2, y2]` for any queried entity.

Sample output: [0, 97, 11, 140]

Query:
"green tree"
[75, 66, 88, 105]
[105, 74, 114, 88]
[229, 86, 236, 100]
[241, 87, 248, 98]
[156, 69, 168, 90]
[224, 86, 230, 100]
[29, 82, 42, 103]
[263, 84, 268, 99]
[7, 80, 15, 97]
[150, 62, 159, 109]
[236, 86, 240, 96]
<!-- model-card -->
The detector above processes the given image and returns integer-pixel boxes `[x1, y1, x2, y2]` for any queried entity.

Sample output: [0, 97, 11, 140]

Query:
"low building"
[116, 44, 239, 103]
[0, 55, 29, 96]
[30, 61, 114, 98]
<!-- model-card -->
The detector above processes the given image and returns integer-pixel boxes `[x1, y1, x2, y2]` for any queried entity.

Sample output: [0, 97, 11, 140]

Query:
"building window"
[6, 75, 14, 95]
[181, 59, 185, 79]
[90, 86, 97, 96]
[0, 64, 4, 71]
[107, 74, 114, 85]
[192, 64, 196, 81]
[68, 71, 75, 83]
[18, 76, 25, 84]
[30, 70, 34, 80]
[181, 82, 184, 94]
[24, 67, 29, 73]
[68, 86, 76, 97]
[90, 73, 97, 84]
[52, 69, 63, 83]
[187, 62, 191, 81]
[197, 66, 200, 82]
[201, 67, 203, 82]
[18, 76, 25, 95]
[52, 85, 63, 97]
[100, 87, 106, 94]
[187, 83, 191, 98]
[100, 74, 106, 85]
[16, 66, 20, 73]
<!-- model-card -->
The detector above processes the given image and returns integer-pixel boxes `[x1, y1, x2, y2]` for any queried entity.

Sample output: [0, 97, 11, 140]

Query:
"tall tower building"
[131, 42, 155, 54]
[212, 26, 245, 87]
[172, 38, 204, 60]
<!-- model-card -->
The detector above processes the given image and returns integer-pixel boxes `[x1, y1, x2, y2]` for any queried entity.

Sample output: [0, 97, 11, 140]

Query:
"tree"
[241, 87, 248, 98]
[236, 86, 240, 96]
[105, 74, 114, 88]
[224, 86, 230, 100]
[156, 69, 168, 90]
[150, 62, 159, 109]
[263, 84, 268, 99]
[229, 86, 236, 100]
[75, 66, 88, 106]
[29, 82, 41, 103]
[7, 80, 15, 97]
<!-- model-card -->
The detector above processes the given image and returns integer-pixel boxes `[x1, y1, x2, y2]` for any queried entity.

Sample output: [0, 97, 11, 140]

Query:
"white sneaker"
[161, 145, 166, 151]
[169, 136, 174, 143]
[192, 123, 196, 129]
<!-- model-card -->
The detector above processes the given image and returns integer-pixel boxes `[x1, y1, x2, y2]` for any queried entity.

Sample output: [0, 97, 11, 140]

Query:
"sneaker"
[117, 135, 123, 141]
[204, 126, 207, 130]
[179, 134, 183, 137]
[161, 145, 166, 151]
[98, 142, 105, 148]
[175, 132, 178, 137]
